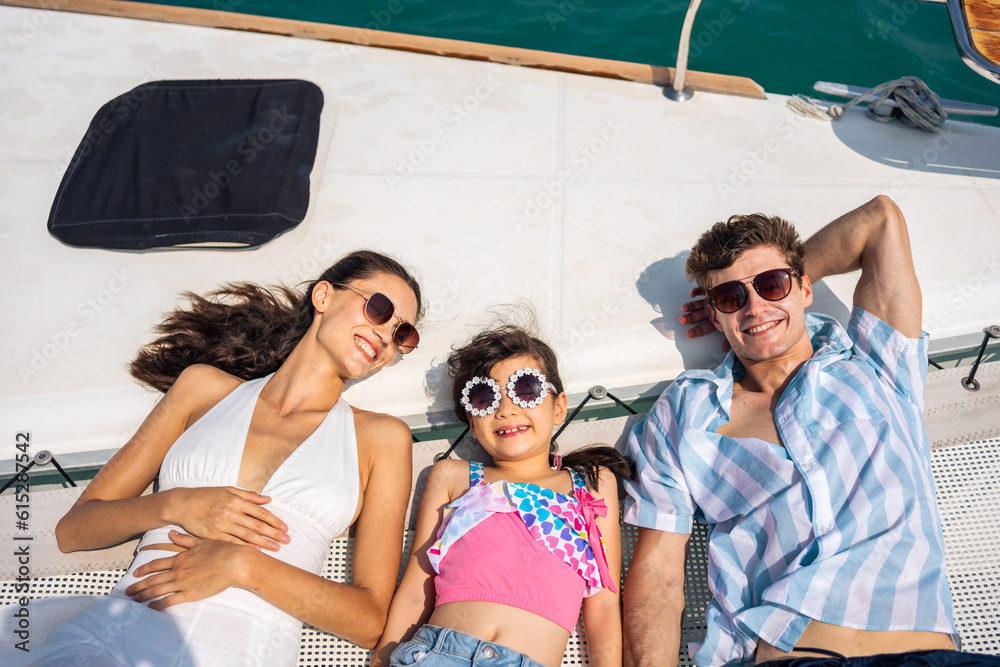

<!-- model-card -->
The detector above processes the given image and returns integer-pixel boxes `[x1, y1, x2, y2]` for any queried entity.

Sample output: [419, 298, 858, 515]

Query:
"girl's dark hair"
[447, 325, 634, 491]
[560, 445, 635, 492]
[130, 250, 422, 393]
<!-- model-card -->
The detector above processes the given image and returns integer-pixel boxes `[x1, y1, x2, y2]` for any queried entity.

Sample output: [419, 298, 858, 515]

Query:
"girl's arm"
[56, 365, 289, 553]
[127, 413, 417, 649]
[371, 458, 462, 665]
[582, 466, 624, 667]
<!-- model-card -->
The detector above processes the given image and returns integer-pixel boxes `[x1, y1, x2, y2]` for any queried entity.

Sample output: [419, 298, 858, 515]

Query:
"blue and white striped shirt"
[624, 307, 956, 666]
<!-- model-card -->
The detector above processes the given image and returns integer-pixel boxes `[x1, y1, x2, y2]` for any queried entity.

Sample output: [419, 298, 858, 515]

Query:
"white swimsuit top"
[141, 373, 361, 574]
[108, 374, 361, 665]
[8, 374, 362, 667]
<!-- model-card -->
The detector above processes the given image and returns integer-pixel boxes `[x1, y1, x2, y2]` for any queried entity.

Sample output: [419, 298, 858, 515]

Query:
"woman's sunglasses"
[706, 268, 799, 314]
[333, 283, 419, 354]
[461, 367, 556, 417]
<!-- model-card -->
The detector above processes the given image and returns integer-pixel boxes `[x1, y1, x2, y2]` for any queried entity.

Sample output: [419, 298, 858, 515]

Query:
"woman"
[374, 325, 630, 667]
[15, 250, 421, 666]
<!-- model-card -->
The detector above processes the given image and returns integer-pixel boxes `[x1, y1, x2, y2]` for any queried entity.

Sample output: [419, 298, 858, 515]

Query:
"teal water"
[144, 0, 998, 126]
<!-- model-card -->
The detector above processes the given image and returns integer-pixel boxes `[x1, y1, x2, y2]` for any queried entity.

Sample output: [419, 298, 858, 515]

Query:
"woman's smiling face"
[313, 272, 420, 380]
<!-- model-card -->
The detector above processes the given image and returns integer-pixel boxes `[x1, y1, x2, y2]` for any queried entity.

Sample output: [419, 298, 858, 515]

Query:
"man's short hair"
[686, 213, 806, 290]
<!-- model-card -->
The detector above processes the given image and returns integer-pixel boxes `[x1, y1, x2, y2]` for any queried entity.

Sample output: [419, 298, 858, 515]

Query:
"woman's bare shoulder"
[171, 364, 242, 391]
[170, 365, 245, 424]
[351, 407, 412, 449]
[350, 408, 413, 503]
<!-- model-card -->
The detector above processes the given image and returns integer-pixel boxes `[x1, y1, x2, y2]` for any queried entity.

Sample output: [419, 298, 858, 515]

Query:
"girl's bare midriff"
[755, 620, 956, 663]
[430, 601, 570, 667]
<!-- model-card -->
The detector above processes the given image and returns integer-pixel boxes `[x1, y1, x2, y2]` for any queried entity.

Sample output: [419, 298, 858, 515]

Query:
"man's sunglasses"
[706, 268, 799, 314]
[333, 283, 419, 354]
[461, 367, 556, 417]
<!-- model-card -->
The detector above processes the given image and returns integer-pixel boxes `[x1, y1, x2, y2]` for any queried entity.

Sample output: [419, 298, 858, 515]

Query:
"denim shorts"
[389, 625, 547, 667]
[756, 649, 1000, 667]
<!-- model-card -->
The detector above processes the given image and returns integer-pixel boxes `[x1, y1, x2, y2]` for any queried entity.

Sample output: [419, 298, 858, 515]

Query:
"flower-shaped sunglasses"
[460, 367, 556, 417]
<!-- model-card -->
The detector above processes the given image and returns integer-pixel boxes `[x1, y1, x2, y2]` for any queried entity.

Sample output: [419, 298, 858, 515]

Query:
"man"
[623, 196, 994, 666]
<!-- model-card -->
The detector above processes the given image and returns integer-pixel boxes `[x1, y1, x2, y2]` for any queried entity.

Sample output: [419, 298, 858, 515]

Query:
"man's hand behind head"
[679, 287, 731, 352]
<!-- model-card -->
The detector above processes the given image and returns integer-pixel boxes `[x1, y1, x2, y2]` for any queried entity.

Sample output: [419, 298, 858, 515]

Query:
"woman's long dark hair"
[447, 325, 634, 490]
[130, 250, 422, 393]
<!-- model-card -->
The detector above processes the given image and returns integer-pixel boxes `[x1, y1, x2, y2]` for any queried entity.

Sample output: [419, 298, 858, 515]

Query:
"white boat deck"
[2, 3, 999, 462]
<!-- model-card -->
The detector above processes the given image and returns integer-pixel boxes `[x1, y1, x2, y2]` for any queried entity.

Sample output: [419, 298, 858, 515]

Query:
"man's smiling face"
[707, 245, 814, 364]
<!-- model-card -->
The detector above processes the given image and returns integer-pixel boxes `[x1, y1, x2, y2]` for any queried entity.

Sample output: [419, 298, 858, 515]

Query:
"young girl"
[374, 325, 631, 667]
[4, 250, 421, 666]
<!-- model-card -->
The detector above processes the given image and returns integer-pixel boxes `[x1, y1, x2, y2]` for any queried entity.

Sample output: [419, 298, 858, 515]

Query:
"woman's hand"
[125, 531, 256, 610]
[168, 486, 289, 551]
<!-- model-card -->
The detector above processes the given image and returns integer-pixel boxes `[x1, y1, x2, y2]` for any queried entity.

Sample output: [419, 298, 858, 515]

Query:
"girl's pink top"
[428, 462, 616, 632]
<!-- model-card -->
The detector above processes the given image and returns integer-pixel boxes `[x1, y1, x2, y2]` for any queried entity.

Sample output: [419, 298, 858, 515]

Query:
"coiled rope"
[787, 76, 948, 132]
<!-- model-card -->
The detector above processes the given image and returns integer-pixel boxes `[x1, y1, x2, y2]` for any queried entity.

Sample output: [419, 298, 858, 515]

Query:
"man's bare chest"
[715, 390, 784, 447]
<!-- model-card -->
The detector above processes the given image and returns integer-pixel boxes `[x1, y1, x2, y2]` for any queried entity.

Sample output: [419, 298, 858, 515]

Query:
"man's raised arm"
[624, 528, 690, 667]
[802, 195, 922, 338]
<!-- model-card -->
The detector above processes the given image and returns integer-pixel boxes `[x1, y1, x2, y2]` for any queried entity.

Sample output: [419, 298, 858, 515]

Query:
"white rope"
[787, 76, 948, 132]
[787, 94, 842, 120]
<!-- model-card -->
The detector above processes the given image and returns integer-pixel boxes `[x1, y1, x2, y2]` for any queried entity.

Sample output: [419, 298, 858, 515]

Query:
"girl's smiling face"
[466, 354, 568, 463]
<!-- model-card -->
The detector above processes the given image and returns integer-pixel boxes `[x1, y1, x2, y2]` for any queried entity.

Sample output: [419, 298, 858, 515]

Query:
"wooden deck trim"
[0, 0, 765, 99]
[964, 0, 1000, 32]
[964, 0, 1000, 68]
[970, 28, 1000, 67]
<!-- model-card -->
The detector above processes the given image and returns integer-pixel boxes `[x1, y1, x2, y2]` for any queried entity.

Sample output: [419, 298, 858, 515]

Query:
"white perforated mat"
[296, 536, 365, 665]
[930, 437, 1000, 655]
[1, 568, 126, 602]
